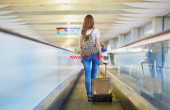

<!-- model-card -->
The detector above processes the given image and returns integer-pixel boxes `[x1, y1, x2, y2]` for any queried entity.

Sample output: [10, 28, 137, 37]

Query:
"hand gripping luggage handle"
[141, 49, 156, 78]
[142, 44, 156, 77]
[98, 63, 107, 78]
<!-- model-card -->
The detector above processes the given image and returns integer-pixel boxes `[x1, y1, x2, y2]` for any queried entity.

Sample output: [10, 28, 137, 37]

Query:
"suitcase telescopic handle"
[141, 62, 145, 77]
[104, 63, 107, 78]
[98, 63, 107, 78]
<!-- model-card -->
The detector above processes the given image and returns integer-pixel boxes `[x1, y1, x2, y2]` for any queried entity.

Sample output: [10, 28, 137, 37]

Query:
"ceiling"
[0, 0, 170, 50]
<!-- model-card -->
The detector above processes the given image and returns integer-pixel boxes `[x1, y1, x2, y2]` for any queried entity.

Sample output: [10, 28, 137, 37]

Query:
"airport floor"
[63, 72, 123, 110]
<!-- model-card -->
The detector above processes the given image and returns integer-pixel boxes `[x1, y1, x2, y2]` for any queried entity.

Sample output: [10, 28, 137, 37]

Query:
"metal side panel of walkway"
[63, 72, 123, 110]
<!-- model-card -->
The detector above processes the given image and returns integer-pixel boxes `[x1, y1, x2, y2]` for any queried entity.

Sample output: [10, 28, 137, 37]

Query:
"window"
[138, 22, 153, 39]
[106, 40, 111, 51]
[163, 13, 170, 31]
[124, 32, 131, 45]
[114, 37, 118, 48]
[139, 27, 144, 39]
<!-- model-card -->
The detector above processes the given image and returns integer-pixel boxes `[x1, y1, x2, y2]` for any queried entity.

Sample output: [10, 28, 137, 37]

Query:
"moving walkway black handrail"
[114, 29, 170, 50]
[0, 27, 76, 53]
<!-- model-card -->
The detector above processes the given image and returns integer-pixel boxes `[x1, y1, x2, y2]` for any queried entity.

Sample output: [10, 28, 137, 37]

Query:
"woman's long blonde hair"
[81, 15, 94, 36]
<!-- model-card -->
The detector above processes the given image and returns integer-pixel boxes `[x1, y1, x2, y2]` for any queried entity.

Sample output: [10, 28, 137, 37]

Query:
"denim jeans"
[82, 53, 100, 97]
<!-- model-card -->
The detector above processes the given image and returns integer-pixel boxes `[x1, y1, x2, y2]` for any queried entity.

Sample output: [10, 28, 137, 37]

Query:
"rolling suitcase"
[92, 63, 112, 103]
[139, 62, 162, 99]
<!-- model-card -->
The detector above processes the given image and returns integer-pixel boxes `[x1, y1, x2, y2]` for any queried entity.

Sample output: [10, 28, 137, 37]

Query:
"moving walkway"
[1, 28, 170, 110]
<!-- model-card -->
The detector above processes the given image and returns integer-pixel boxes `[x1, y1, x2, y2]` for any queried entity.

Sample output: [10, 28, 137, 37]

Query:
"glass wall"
[0, 31, 81, 110]
[163, 13, 170, 31]
[139, 22, 153, 39]
[108, 35, 170, 110]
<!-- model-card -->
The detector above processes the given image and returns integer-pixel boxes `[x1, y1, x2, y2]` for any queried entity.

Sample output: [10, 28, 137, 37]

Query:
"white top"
[78, 28, 101, 43]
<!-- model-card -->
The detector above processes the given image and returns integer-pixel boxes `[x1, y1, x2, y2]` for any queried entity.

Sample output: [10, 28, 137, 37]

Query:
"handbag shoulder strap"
[81, 28, 94, 39]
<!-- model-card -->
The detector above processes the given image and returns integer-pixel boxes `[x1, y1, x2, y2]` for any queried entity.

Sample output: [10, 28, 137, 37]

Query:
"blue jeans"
[148, 52, 165, 87]
[82, 53, 100, 97]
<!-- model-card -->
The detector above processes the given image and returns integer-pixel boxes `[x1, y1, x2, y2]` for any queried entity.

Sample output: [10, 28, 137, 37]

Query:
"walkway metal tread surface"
[63, 72, 123, 110]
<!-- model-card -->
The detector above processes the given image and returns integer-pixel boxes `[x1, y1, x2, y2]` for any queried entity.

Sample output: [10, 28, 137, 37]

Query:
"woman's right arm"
[96, 38, 103, 64]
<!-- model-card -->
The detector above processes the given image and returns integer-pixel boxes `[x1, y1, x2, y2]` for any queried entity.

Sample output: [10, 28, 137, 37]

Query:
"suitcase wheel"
[92, 97, 95, 104]
[109, 97, 112, 104]
[109, 100, 112, 104]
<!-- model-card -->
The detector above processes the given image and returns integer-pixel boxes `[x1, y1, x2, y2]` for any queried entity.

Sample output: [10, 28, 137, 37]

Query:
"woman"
[78, 15, 103, 101]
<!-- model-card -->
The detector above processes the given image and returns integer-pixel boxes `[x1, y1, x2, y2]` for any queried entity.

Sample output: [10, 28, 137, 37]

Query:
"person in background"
[145, 41, 168, 89]
[101, 45, 107, 52]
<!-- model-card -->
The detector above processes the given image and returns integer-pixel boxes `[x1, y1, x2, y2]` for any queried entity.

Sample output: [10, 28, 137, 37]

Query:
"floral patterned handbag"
[81, 28, 99, 56]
